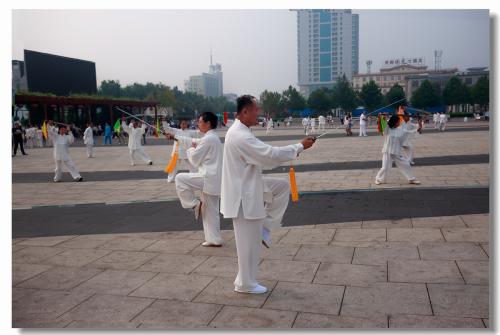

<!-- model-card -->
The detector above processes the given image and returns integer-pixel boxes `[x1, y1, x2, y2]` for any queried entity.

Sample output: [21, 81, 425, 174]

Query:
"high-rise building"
[294, 9, 359, 97]
[185, 56, 223, 97]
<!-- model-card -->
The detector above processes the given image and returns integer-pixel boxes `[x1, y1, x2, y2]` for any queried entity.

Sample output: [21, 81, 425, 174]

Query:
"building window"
[320, 39, 331, 52]
[320, 53, 331, 67]
[320, 67, 332, 82]
[320, 11, 331, 23]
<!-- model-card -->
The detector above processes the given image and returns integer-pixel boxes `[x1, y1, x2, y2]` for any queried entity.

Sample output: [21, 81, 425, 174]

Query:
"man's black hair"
[388, 115, 401, 129]
[200, 112, 218, 129]
[237, 95, 255, 114]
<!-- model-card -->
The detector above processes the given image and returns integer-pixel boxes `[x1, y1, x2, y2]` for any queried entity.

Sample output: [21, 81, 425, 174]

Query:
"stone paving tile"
[293, 245, 353, 263]
[411, 216, 467, 228]
[193, 277, 277, 308]
[192, 256, 239, 278]
[316, 221, 362, 229]
[387, 228, 444, 243]
[12, 263, 52, 285]
[66, 320, 140, 328]
[261, 244, 301, 261]
[129, 273, 214, 301]
[362, 219, 411, 229]
[189, 240, 238, 258]
[159, 230, 202, 239]
[42, 248, 111, 267]
[330, 241, 411, 248]
[258, 259, 319, 283]
[87, 250, 159, 270]
[17, 235, 78, 247]
[352, 244, 419, 265]
[460, 213, 489, 228]
[16, 266, 102, 290]
[133, 299, 222, 328]
[186, 230, 235, 242]
[209, 306, 297, 328]
[136, 253, 208, 274]
[12, 244, 27, 253]
[441, 228, 489, 242]
[480, 243, 489, 257]
[12, 289, 93, 328]
[142, 238, 201, 254]
[293, 313, 387, 328]
[389, 315, 485, 328]
[269, 228, 292, 244]
[56, 234, 118, 249]
[59, 294, 154, 324]
[97, 236, 158, 251]
[427, 284, 489, 318]
[456, 261, 489, 285]
[13, 246, 65, 264]
[263, 281, 344, 315]
[333, 228, 386, 242]
[418, 242, 488, 261]
[388, 260, 464, 284]
[314, 262, 387, 287]
[72, 269, 158, 295]
[278, 228, 336, 245]
[341, 283, 432, 319]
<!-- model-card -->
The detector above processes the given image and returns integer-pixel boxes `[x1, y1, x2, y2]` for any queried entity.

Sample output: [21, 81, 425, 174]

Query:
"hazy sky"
[12, 9, 490, 97]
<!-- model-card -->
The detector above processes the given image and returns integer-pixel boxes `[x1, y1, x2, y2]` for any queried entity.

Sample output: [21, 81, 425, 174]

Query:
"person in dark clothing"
[12, 123, 27, 156]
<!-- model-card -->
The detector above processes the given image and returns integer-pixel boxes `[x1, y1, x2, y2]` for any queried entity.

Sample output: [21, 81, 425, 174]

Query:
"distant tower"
[434, 50, 443, 70]
[366, 60, 372, 74]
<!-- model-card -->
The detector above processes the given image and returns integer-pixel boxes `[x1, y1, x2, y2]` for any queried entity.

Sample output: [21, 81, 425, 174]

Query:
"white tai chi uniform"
[433, 114, 439, 129]
[375, 125, 418, 184]
[438, 114, 447, 131]
[266, 118, 274, 134]
[359, 113, 367, 136]
[310, 117, 316, 134]
[175, 129, 223, 245]
[402, 120, 419, 164]
[25, 127, 35, 148]
[301, 117, 309, 135]
[48, 126, 82, 182]
[163, 122, 199, 182]
[83, 126, 94, 158]
[221, 119, 303, 292]
[36, 129, 43, 148]
[318, 115, 326, 131]
[122, 121, 152, 165]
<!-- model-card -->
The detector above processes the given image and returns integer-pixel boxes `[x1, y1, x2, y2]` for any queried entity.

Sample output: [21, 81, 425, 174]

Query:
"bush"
[449, 112, 474, 118]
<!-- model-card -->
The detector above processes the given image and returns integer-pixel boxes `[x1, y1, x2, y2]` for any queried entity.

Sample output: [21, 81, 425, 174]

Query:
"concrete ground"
[12, 120, 490, 328]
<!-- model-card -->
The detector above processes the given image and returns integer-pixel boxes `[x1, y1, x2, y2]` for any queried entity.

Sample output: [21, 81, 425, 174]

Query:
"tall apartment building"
[294, 9, 359, 97]
[185, 58, 223, 98]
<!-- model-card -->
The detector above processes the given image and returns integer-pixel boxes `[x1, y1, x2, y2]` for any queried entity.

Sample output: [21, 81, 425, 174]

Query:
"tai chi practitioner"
[83, 123, 94, 158]
[359, 112, 368, 137]
[163, 118, 199, 183]
[318, 115, 326, 131]
[401, 113, 419, 165]
[433, 113, 439, 129]
[121, 117, 152, 166]
[301, 117, 309, 135]
[374, 115, 420, 185]
[266, 118, 274, 134]
[168, 112, 223, 247]
[438, 113, 447, 131]
[221, 95, 315, 294]
[310, 117, 316, 134]
[47, 121, 83, 182]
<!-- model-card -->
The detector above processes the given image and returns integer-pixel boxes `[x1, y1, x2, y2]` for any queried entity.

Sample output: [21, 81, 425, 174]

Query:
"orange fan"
[165, 142, 179, 174]
[289, 165, 299, 202]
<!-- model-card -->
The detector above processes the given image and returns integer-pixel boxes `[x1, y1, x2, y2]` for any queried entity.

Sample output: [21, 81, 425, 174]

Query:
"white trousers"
[54, 159, 81, 181]
[175, 173, 222, 245]
[232, 177, 290, 291]
[168, 158, 197, 182]
[375, 153, 416, 183]
[359, 124, 367, 136]
[319, 123, 325, 131]
[129, 148, 151, 164]
[402, 144, 414, 163]
[86, 145, 93, 158]
[439, 122, 446, 131]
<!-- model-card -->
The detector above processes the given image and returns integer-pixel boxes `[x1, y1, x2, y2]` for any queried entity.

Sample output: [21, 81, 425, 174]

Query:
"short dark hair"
[237, 95, 255, 114]
[388, 115, 401, 129]
[199, 112, 218, 129]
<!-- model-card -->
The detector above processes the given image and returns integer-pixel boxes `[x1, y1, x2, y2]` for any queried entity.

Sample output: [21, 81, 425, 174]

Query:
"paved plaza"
[12, 121, 490, 328]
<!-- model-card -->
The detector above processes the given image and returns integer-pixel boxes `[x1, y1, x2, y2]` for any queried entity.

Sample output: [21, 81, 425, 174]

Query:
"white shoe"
[409, 179, 421, 185]
[130, 162, 135, 166]
[193, 201, 202, 220]
[410, 161, 415, 165]
[235, 284, 268, 294]
[262, 228, 271, 249]
[201, 241, 222, 247]
[374, 180, 383, 185]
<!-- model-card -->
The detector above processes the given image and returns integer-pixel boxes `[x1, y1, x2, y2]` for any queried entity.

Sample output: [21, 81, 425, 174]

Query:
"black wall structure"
[24, 50, 97, 96]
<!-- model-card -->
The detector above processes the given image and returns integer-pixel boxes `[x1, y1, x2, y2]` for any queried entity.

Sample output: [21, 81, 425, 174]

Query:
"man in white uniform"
[359, 112, 368, 137]
[310, 117, 316, 134]
[301, 117, 309, 135]
[318, 115, 326, 132]
[401, 113, 419, 165]
[83, 122, 94, 158]
[266, 117, 274, 134]
[47, 121, 83, 182]
[433, 113, 439, 129]
[438, 112, 447, 131]
[167, 112, 223, 247]
[221, 95, 315, 294]
[163, 118, 199, 183]
[121, 117, 152, 166]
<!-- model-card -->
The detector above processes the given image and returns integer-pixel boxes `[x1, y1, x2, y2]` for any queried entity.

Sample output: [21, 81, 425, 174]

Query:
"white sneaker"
[374, 180, 383, 185]
[410, 161, 415, 165]
[201, 241, 222, 247]
[234, 284, 268, 294]
[409, 179, 421, 185]
[193, 201, 202, 220]
[130, 162, 135, 166]
[167, 177, 174, 183]
[262, 228, 271, 249]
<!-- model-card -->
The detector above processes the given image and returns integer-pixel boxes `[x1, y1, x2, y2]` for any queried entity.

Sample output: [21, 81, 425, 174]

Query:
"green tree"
[385, 83, 406, 105]
[307, 88, 332, 115]
[443, 76, 468, 113]
[359, 80, 383, 112]
[472, 76, 489, 112]
[98, 80, 122, 97]
[260, 90, 284, 118]
[282, 86, 307, 111]
[410, 80, 442, 109]
[332, 75, 357, 114]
